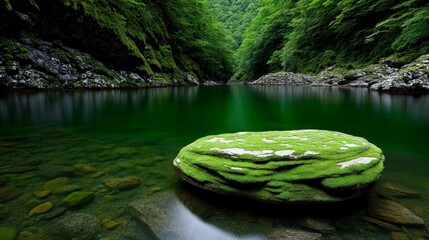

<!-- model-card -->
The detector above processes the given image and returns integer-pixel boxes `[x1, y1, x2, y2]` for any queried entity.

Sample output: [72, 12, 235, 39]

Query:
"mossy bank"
[0, 0, 234, 89]
[247, 54, 429, 93]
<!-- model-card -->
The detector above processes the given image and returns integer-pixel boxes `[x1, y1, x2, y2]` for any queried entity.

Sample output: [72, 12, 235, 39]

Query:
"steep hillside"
[234, 0, 429, 82]
[0, 0, 234, 89]
[207, 0, 259, 49]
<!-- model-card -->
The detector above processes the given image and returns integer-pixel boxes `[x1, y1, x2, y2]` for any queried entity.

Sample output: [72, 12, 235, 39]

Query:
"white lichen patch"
[173, 158, 181, 166]
[211, 148, 273, 157]
[340, 147, 348, 150]
[230, 167, 243, 171]
[262, 138, 276, 143]
[275, 150, 295, 157]
[345, 143, 359, 147]
[337, 157, 377, 169]
[205, 137, 234, 143]
[304, 151, 319, 155]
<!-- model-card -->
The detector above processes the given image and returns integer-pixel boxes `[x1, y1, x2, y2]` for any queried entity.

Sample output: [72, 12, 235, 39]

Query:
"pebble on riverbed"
[367, 198, 425, 226]
[61, 191, 94, 209]
[103, 176, 141, 191]
[379, 182, 420, 198]
[267, 228, 322, 240]
[0, 227, 17, 240]
[29, 202, 53, 217]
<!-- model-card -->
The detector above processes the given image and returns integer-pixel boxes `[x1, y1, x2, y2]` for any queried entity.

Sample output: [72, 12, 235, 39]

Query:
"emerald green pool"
[0, 86, 428, 239]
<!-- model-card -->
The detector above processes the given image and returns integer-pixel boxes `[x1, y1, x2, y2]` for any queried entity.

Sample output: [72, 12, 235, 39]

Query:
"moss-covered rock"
[61, 191, 94, 208]
[0, 227, 17, 240]
[173, 130, 384, 203]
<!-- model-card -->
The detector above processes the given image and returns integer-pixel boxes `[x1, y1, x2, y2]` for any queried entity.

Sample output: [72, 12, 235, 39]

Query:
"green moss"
[0, 227, 17, 240]
[0, 37, 30, 62]
[61, 191, 94, 208]
[174, 130, 384, 203]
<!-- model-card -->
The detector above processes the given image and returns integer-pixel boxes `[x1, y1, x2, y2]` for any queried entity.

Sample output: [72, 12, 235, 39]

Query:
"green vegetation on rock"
[0, 227, 17, 240]
[0, 0, 234, 83]
[174, 130, 384, 203]
[61, 191, 94, 208]
[234, 0, 429, 82]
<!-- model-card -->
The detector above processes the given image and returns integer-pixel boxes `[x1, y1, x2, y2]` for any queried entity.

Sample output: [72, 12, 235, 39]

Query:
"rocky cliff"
[248, 54, 429, 93]
[0, 0, 233, 89]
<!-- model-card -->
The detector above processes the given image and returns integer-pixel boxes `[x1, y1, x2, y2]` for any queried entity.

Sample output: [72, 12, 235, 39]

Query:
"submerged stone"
[29, 202, 53, 217]
[103, 176, 141, 191]
[51, 213, 101, 240]
[267, 228, 322, 240]
[173, 130, 384, 203]
[0, 227, 17, 240]
[61, 191, 94, 209]
[367, 198, 425, 226]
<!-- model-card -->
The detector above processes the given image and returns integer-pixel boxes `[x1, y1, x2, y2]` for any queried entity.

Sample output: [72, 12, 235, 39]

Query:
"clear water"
[0, 86, 428, 239]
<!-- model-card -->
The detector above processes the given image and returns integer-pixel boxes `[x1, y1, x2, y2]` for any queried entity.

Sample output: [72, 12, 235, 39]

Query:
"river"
[0, 85, 428, 239]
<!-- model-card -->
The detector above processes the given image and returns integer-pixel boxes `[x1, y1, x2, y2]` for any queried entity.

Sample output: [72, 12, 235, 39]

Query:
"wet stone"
[379, 182, 420, 198]
[1, 166, 36, 174]
[16, 159, 42, 166]
[361, 216, 401, 231]
[39, 165, 76, 179]
[0, 226, 18, 240]
[61, 191, 94, 209]
[391, 231, 409, 240]
[0, 177, 7, 186]
[43, 207, 66, 220]
[43, 177, 81, 194]
[51, 213, 101, 240]
[103, 176, 141, 191]
[267, 228, 322, 240]
[298, 217, 336, 234]
[34, 190, 51, 199]
[29, 202, 53, 217]
[368, 198, 425, 226]
[101, 218, 122, 230]
[0, 186, 23, 203]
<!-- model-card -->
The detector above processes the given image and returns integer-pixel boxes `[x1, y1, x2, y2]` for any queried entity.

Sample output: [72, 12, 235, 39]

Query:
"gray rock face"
[250, 72, 317, 85]
[51, 213, 101, 240]
[0, 35, 199, 89]
[251, 54, 429, 93]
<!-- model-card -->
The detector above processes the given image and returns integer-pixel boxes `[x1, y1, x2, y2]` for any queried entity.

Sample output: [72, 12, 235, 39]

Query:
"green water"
[0, 86, 428, 239]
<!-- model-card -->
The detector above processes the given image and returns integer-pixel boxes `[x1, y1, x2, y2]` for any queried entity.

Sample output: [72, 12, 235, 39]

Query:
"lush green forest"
[0, 0, 234, 82]
[234, 0, 429, 82]
[207, 0, 259, 49]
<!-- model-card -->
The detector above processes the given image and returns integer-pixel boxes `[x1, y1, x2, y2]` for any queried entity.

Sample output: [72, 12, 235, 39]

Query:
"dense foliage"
[234, 0, 429, 82]
[1, 0, 234, 82]
[207, 0, 259, 49]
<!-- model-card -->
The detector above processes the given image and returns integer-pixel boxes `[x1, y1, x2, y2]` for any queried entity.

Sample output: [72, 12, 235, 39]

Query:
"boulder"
[173, 130, 384, 203]
[250, 72, 317, 85]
